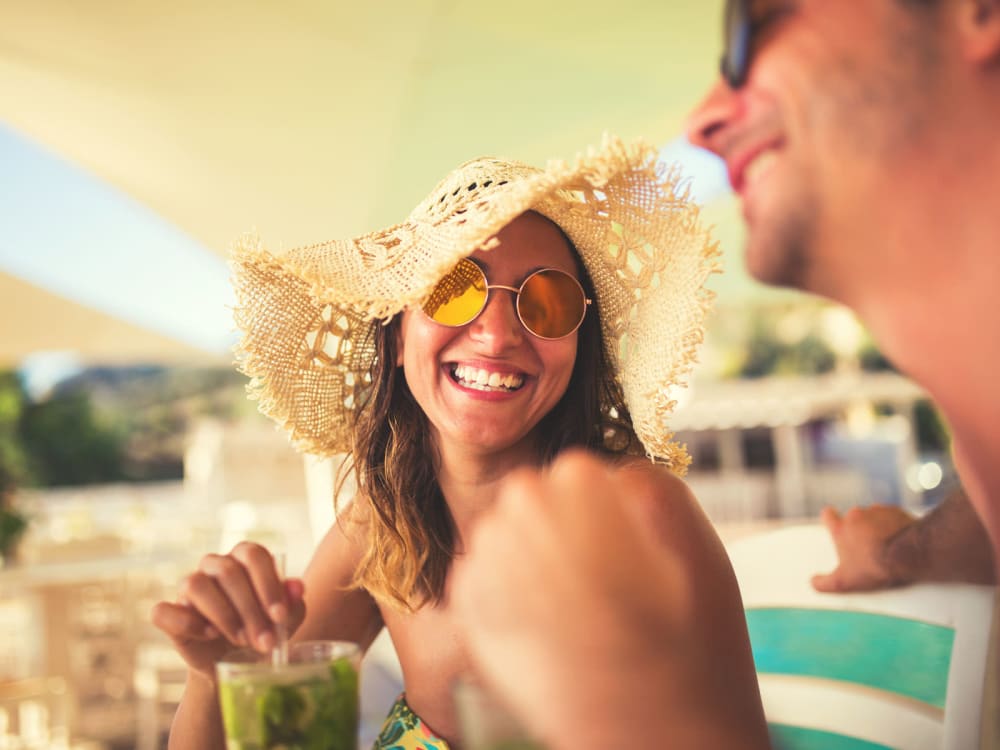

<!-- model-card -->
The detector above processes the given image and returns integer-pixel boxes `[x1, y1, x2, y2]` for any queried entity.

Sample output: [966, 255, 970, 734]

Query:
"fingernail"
[204, 625, 219, 639]
[236, 629, 249, 647]
[257, 631, 275, 652]
[269, 602, 287, 624]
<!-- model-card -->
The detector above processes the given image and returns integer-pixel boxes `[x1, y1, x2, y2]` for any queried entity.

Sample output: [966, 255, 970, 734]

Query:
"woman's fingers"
[183, 553, 272, 650]
[158, 542, 300, 659]
[231, 542, 289, 627]
[150, 600, 219, 641]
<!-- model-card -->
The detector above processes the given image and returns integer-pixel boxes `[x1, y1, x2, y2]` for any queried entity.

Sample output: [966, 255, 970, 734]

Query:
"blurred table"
[0, 547, 198, 746]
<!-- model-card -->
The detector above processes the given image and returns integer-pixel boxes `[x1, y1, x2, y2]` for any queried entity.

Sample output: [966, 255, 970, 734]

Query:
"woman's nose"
[686, 78, 741, 154]
[468, 290, 524, 350]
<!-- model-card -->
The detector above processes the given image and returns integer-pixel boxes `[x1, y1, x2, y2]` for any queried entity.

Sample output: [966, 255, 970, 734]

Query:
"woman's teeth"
[452, 364, 524, 392]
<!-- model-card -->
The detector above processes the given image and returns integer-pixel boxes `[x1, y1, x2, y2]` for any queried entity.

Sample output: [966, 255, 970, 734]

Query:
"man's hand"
[811, 504, 915, 592]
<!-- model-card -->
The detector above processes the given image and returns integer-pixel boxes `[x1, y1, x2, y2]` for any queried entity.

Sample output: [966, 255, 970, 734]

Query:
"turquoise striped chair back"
[725, 524, 996, 750]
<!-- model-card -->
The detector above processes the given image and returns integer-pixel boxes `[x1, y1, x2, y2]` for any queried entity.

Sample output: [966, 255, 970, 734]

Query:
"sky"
[0, 122, 729, 386]
[0, 123, 236, 353]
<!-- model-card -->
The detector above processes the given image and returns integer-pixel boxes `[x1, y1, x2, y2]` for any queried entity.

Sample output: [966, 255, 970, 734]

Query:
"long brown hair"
[337, 220, 642, 610]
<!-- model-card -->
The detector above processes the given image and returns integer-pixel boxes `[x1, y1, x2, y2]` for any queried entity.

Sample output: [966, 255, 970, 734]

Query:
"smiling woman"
[149, 135, 756, 750]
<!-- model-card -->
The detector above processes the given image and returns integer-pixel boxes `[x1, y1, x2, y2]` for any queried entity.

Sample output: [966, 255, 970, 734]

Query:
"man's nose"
[685, 78, 741, 154]
[468, 290, 524, 350]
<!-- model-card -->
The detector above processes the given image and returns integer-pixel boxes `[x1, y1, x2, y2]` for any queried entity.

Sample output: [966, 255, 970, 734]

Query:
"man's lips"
[727, 143, 781, 195]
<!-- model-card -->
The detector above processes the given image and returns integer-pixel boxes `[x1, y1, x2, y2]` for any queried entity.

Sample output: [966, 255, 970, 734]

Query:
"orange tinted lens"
[518, 270, 586, 339]
[422, 258, 488, 326]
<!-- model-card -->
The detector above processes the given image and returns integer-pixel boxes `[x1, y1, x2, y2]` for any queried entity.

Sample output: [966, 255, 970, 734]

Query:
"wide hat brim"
[232, 135, 720, 472]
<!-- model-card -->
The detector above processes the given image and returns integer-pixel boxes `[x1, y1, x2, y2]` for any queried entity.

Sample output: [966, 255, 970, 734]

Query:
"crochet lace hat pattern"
[231, 135, 720, 473]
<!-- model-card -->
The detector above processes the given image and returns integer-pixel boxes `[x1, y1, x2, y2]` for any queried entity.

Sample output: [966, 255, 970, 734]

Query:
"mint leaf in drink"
[259, 683, 311, 745]
[298, 658, 359, 750]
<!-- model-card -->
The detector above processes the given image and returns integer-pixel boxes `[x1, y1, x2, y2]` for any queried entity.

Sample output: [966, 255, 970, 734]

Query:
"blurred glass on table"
[453, 678, 544, 750]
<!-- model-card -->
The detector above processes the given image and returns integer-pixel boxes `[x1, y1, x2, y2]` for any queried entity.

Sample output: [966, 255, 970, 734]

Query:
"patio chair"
[725, 523, 998, 750]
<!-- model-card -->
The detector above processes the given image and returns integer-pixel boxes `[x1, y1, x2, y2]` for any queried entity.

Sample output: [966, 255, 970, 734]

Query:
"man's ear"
[957, 0, 1000, 64]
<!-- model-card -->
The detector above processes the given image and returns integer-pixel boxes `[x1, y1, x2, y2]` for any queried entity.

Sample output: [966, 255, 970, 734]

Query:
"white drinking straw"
[271, 551, 289, 667]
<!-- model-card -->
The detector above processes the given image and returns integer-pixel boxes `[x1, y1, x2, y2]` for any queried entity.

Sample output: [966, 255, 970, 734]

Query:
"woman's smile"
[448, 363, 526, 393]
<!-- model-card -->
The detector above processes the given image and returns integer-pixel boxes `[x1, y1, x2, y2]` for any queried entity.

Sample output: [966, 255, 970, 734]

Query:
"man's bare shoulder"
[611, 457, 728, 569]
[612, 457, 703, 518]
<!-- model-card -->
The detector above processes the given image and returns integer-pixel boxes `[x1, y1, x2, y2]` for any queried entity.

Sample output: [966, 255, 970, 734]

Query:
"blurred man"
[451, 1, 1000, 747]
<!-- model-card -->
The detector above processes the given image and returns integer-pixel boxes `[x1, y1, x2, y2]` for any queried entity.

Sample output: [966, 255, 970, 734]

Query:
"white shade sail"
[0, 271, 224, 365]
[0, 1, 724, 252]
[0, 2, 733, 366]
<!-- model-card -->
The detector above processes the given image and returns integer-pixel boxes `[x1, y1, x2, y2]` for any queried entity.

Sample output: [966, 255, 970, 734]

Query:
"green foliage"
[0, 373, 30, 491]
[101, 366, 253, 481]
[0, 506, 28, 558]
[859, 341, 897, 372]
[0, 366, 254, 488]
[740, 327, 836, 378]
[0, 373, 30, 557]
[18, 392, 126, 486]
[914, 399, 951, 453]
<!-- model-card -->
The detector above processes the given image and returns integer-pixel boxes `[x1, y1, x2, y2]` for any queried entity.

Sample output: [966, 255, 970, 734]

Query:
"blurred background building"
[0, 3, 957, 747]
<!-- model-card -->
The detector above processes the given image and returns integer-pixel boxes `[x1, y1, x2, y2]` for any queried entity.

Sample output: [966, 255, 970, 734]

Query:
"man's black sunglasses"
[720, 0, 752, 89]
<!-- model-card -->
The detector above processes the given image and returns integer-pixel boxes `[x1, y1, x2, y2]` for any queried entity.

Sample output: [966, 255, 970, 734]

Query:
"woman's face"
[396, 211, 581, 461]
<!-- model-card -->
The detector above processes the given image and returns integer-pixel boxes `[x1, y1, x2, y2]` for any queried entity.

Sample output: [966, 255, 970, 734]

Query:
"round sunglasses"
[421, 258, 591, 340]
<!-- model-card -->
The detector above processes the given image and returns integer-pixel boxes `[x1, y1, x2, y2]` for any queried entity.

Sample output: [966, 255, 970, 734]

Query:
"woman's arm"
[294, 512, 385, 647]
[153, 508, 382, 750]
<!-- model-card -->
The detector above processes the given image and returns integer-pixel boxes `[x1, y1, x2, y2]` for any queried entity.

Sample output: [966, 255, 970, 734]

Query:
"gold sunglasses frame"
[422, 259, 592, 340]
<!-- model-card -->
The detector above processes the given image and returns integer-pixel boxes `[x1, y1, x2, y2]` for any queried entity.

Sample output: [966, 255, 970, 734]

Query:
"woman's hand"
[151, 541, 307, 679]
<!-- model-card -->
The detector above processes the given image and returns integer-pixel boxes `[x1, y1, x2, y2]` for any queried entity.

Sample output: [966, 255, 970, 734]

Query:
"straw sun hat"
[232, 135, 720, 473]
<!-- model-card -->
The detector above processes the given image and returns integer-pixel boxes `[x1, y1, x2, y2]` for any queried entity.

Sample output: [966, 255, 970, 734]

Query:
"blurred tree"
[0, 372, 30, 560]
[739, 326, 783, 378]
[40, 366, 255, 483]
[859, 340, 897, 372]
[785, 333, 836, 375]
[914, 400, 951, 454]
[0, 372, 30, 489]
[738, 316, 836, 378]
[2, 366, 256, 487]
[18, 390, 126, 486]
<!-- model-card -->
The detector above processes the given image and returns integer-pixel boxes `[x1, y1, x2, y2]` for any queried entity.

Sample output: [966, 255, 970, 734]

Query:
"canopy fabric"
[0, 1, 723, 255]
[0, 272, 223, 365]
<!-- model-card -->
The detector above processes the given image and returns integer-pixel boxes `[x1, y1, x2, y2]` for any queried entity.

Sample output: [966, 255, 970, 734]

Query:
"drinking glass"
[453, 678, 545, 750]
[216, 640, 361, 750]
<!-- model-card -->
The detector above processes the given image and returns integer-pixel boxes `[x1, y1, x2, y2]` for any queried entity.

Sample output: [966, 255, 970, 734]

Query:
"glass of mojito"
[216, 640, 361, 750]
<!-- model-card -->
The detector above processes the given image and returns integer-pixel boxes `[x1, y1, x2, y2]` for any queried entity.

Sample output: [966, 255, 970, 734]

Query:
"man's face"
[687, 0, 940, 301]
